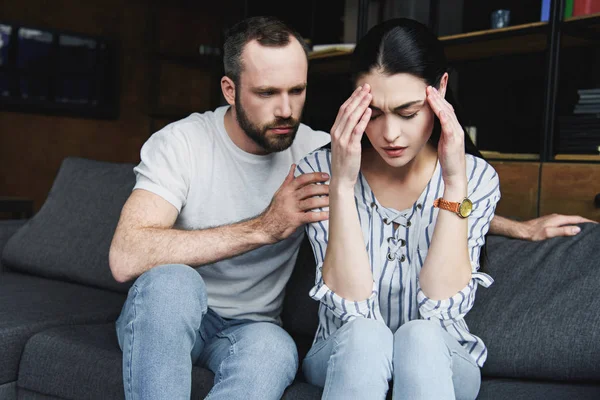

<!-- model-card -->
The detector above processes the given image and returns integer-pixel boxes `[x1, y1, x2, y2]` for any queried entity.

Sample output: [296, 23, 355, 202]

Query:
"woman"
[295, 18, 500, 399]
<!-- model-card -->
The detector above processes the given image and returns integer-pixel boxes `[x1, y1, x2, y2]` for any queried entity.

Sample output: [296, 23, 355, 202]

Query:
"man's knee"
[129, 264, 207, 320]
[240, 323, 299, 377]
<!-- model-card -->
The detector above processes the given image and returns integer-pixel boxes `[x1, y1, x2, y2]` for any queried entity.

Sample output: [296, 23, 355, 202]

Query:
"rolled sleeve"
[417, 272, 493, 326]
[133, 126, 191, 212]
[309, 273, 379, 322]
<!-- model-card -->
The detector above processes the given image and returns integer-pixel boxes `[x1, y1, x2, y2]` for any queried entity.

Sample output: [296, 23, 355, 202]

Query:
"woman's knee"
[393, 319, 447, 353]
[338, 318, 393, 360]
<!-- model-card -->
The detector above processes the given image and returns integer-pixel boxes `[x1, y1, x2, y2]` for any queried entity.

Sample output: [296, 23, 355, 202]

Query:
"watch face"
[459, 199, 473, 218]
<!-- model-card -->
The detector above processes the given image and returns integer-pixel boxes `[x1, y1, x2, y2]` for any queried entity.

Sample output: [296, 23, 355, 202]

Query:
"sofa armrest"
[0, 219, 27, 273]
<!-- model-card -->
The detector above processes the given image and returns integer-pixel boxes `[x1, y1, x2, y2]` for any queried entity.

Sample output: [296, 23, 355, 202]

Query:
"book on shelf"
[541, 0, 575, 21]
[573, 0, 600, 16]
[557, 113, 600, 155]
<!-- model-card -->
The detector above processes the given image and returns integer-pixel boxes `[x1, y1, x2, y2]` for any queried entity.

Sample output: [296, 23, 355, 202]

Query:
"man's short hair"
[223, 16, 309, 86]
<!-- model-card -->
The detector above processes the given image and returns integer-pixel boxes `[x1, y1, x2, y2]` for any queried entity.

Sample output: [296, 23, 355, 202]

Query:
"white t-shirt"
[133, 105, 331, 323]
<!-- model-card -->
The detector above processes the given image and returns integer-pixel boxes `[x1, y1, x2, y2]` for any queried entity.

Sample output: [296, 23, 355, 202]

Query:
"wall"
[0, 0, 236, 211]
[0, 0, 153, 210]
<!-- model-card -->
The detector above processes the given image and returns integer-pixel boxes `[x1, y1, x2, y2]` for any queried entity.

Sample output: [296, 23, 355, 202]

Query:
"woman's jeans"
[115, 264, 298, 400]
[302, 318, 481, 400]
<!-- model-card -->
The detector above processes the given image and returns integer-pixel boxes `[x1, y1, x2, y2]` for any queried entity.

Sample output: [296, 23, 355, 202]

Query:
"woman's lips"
[383, 146, 407, 157]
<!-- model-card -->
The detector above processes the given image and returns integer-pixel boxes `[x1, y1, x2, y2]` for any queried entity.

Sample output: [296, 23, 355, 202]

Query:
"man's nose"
[275, 94, 292, 119]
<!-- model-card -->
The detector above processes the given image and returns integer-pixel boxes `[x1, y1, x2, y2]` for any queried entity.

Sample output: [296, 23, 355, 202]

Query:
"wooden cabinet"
[491, 161, 540, 221]
[540, 163, 600, 220]
[491, 161, 600, 221]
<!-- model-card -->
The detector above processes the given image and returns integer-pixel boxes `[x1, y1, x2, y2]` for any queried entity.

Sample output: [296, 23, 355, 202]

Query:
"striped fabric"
[295, 148, 500, 367]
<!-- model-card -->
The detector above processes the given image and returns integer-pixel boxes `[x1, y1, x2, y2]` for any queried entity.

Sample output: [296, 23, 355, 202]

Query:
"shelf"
[480, 151, 540, 161]
[554, 154, 600, 161]
[564, 12, 600, 24]
[308, 22, 552, 66]
[440, 22, 549, 61]
[562, 12, 600, 43]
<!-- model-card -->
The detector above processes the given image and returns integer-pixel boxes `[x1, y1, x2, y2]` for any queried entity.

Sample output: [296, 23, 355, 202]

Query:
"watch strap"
[433, 198, 461, 214]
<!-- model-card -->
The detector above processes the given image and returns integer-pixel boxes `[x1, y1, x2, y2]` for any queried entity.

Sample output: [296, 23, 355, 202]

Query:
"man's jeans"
[116, 264, 298, 400]
[302, 318, 481, 400]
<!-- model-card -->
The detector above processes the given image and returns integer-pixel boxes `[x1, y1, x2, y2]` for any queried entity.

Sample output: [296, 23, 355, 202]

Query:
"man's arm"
[489, 213, 597, 241]
[109, 165, 330, 283]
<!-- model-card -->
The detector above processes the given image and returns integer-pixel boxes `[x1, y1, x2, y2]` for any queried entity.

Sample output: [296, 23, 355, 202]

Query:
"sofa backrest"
[466, 222, 600, 381]
[281, 235, 319, 338]
[1, 157, 136, 293]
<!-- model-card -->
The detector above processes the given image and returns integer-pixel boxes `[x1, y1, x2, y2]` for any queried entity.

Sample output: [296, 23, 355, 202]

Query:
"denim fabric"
[302, 318, 480, 400]
[116, 264, 298, 400]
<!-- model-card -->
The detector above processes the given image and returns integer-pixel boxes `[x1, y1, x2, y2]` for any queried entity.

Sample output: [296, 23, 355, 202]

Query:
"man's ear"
[221, 76, 236, 106]
[438, 72, 449, 98]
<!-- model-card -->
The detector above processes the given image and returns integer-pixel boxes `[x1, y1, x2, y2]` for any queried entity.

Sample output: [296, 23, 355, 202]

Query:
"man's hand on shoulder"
[256, 164, 330, 244]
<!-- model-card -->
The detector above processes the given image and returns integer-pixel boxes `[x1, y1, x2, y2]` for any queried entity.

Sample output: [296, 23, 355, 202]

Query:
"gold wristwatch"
[433, 197, 473, 218]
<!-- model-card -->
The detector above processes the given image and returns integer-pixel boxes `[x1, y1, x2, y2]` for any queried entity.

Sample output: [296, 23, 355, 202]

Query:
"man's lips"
[269, 126, 294, 134]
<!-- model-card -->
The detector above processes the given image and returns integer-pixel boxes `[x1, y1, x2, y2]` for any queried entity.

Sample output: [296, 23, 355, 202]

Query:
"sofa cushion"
[0, 220, 26, 273]
[1, 157, 136, 293]
[477, 378, 600, 400]
[18, 323, 322, 400]
[466, 222, 600, 381]
[0, 272, 126, 385]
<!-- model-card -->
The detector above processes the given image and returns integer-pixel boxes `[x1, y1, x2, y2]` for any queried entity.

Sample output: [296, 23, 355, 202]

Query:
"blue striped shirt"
[295, 148, 501, 367]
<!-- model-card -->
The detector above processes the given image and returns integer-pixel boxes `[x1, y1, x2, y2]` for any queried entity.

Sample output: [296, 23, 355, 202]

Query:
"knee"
[339, 318, 393, 361]
[132, 264, 207, 317]
[393, 319, 445, 352]
[244, 324, 299, 378]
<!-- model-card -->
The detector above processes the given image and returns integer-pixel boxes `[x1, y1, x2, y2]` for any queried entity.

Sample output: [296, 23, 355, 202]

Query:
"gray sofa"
[1, 156, 599, 400]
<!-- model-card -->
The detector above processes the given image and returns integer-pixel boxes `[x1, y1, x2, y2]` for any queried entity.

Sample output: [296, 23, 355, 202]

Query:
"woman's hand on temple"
[426, 86, 466, 188]
[329, 84, 372, 189]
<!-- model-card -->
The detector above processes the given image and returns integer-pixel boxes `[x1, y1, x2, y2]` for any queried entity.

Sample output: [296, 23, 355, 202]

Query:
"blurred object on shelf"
[491, 9, 511, 29]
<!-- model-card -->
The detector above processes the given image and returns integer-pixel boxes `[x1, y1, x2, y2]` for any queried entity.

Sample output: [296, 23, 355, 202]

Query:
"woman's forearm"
[321, 182, 373, 301]
[419, 183, 472, 300]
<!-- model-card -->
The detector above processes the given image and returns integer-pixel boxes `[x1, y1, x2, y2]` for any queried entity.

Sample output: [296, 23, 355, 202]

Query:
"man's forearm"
[110, 216, 272, 282]
[489, 214, 527, 239]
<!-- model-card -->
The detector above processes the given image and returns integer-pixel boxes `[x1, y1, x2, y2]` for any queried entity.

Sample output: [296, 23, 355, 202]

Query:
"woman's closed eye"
[370, 111, 419, 121]
[400, 112, 418, 120]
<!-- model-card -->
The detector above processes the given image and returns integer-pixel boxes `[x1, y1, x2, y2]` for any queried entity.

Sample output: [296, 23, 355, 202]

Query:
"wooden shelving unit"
[440, 22, 549, 61]
[480, 151, 541, 161]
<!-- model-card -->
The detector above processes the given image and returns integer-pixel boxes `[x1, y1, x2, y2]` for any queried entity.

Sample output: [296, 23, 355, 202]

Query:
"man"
[109, 14, 594, 400]
[109, 16, 330, 400]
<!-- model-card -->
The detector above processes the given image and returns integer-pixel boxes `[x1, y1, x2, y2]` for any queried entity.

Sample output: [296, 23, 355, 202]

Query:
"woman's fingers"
[349, 106, 371, 147]
[331, 86, 363, 134]
[340, 89, 372, 144]
[427, 86, 463, 141]
[335, 85, 372, 143]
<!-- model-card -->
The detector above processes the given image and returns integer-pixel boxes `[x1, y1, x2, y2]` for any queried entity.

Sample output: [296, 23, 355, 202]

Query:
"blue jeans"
[302, 318, 481, 400]
[115, 264, 298, 400]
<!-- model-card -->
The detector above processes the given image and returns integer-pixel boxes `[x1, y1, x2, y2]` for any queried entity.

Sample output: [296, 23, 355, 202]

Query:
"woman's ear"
[221, 76, 236, 106]
[438, 72, 449, 98]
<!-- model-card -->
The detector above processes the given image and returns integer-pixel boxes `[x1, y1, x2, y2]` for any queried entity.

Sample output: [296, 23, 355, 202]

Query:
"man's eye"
[259, 91, 274, 97]
[370, 114, 381, 121]
[290, 88, 304, 95]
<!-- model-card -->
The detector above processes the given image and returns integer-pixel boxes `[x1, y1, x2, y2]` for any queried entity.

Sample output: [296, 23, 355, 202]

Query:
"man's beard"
[235, 96, 300, 153]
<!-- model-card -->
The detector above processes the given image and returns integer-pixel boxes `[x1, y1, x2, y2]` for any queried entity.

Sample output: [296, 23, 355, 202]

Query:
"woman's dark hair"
[351, 18, 490, 271]
[351, 18, 481, 158]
